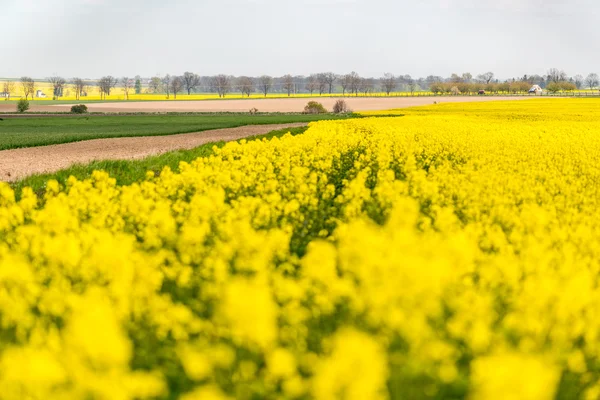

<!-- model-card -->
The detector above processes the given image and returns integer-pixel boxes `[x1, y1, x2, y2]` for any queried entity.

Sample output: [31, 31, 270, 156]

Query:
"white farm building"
[529, 85, 543, 95]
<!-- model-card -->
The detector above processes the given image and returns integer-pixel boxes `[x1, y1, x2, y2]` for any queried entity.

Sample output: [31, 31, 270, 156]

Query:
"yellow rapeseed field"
[0, 80, 428, 100]
[2, 99, 600, 399]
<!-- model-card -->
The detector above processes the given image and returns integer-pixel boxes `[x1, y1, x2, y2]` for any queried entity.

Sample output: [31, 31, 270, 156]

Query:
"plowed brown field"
[0, 96, 534, 113]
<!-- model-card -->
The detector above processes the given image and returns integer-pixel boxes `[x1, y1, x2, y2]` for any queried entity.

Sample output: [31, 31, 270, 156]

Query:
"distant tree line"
[137, 72, 413, 97]
[136, 69, 600, 96]
[2, 69, 599, 100]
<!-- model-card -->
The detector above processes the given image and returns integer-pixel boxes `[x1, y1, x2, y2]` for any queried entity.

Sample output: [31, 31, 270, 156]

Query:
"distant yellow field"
[362, 97, 600, 117]
[2, 79, 597, 101]
[0, 80, 433, 100]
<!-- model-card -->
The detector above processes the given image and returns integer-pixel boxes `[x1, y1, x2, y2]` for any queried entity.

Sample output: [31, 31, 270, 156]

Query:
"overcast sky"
[2, 0, 598, 79]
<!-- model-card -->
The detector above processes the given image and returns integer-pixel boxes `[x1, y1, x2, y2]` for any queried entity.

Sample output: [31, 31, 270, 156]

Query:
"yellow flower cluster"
[2, 99, 600, 399]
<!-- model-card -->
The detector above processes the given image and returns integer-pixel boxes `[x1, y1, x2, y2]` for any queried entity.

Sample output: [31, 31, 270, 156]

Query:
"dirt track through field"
[0, 123, 307, 182]
[0, 96, 535, 113]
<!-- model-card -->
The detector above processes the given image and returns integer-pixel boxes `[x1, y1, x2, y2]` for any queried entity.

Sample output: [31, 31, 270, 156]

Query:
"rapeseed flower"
[2, 99, 600, 398]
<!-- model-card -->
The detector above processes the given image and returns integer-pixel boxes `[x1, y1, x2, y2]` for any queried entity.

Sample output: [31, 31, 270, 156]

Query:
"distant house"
[36, 90, 47, 98]
[0, 92, 9, 98]
[529, 85, 543, 95]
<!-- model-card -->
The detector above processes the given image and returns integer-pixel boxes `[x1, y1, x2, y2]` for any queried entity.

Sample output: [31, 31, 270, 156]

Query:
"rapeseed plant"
[2, 100, 600, 398]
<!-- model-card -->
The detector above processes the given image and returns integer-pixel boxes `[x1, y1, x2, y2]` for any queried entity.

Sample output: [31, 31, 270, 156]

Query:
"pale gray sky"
[2, 0, 598, 79]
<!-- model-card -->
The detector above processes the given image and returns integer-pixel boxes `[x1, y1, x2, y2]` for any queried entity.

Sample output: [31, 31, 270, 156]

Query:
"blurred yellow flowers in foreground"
[2, 99, 600, 399]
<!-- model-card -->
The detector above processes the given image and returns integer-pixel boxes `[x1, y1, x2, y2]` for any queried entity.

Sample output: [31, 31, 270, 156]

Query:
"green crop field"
[0, 113, 357, 150]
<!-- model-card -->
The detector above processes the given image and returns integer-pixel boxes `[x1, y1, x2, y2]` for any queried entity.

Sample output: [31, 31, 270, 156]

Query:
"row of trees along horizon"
[2, 69, 598, 100]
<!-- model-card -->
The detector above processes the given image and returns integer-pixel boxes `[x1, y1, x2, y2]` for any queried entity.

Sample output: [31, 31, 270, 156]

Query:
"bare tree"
[306, 74, 318, 95]
[162, 74, 172, 99]
[97, 80, 105, 100]
[121, 76, 133, 100]
[323, 72, 336, 94]
[450, 73, 463, 83]
[258, 75, 272, 97]
[340, 74, 352, 96]
[477, 72, 495, 84]
[170, 76, 183, 99]
[237, 76, 254, 97]
[282, 74, 294, 96]
[20, 77, 35, 100]
[380, 73, 396, 95]
[97, 76, 117, 100]
[461, 72, 473, 83]
[107, 76, 118, 98]
[520, 74, 532, 84]
[48, 76, 66, 99]
[586, 73, 599, 90]
[426, 75, 444, 88]
[405, 76, 416, 94]
[106, 76, 118, 96]
[2, 80, 14, 100]
[547, 68, 567, 84]
[348, 71, 361, 96]
[149, 76, 162, 93]
[530, 74, 542, 85]
[360, 78, 374, 95]
[72, 78, 86, 100]
[182, 72, 201, 95]
[316, 73, 328, 95]
[573, 74, 584, 89]
[211, 75, 232, 98]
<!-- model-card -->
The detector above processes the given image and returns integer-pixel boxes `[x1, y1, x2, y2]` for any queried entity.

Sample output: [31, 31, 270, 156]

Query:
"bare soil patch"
[0, 96, 535, 114]
[0, 123, 306, 182]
